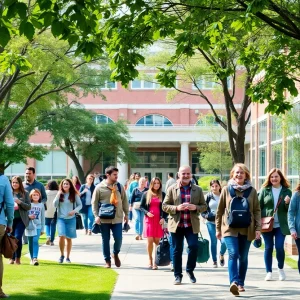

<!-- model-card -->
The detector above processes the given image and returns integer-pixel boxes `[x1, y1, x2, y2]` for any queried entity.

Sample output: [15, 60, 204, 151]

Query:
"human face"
[31, 192, 40, 203]
[94, 172, 100, 178]
[12, 179, 20, 191]
[62, 180, 70, 192]
[139, 178, 146, 189]
[178, 166, 191, 186]
[270, 172, 281, 188]
[232, 167, 246, 185]
[153, 180, 161, 191]
[72, 176, 77, 183]
[211, 183, 221, 194]
[86, 175, 94, 184]
[135, 173, 141, 181]
[106, 171, 118, 184]
[25, 170, 35, 183]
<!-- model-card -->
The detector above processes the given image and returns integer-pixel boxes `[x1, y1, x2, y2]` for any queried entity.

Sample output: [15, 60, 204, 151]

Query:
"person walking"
[45, 180, 59, 246]
[288, 182, 300, 274]
[53, 179, 82, 264]
[27, 189, 45, 266]
[72, 176, 81, 192]
[10, 176, 31, 264]
[129, 172, 141, 198]
[259, 168, 292, 281]
[163, 165, 207, 285]
[216, 163, 261, 296]
[0, 175, 14, 298]
[140, 177, 165, 269]
[92, 166, 129, 268]
[130, 177, 148, 240]
[79, 174, 95, 235]
[165, 173, 176, 192]
[201, 179, 227, 268]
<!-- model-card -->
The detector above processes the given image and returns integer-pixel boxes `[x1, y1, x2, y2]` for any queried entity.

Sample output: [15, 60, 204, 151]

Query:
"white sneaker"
[278, 269, 286, 281]
[265, 272, 272, 281]
[213, 262, 218, 268]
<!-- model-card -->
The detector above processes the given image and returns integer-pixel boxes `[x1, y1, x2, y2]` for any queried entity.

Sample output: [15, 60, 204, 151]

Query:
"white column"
[180, 142, 190, 167]
[117, 162, 128, 185]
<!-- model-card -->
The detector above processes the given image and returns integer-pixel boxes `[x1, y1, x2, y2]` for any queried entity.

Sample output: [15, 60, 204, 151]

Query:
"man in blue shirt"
[0, 174, 14, 298]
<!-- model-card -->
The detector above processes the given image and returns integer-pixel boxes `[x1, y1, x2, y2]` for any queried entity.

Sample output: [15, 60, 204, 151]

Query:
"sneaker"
[186, 271, 196, 283]
[170, 263, 174, 272]
[230, 282, 239, 296]
[213, 261, 218, 268]
[50, 242, 54, 246]
[45, 238, 51, 245]
[58, 256, 64, 264]
[219, 254, 225, 267]
[30, 260, 34, 265]
[278, 269, 286, 281]
[174, 276, 182, 285]
[112, 253, 121, 267]
[265, 272, 272, 281]
[33, 258, 39, 266]
[238, 285, 245, 292]
[66, 258, 71, 263]
[8, 259, 14, 265]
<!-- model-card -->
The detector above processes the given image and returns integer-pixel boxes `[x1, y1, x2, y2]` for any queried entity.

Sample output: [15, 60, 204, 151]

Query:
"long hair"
[146, 177, 162, 205]
[295, 183, 300, 192]
[46, 180, 59, 191]
[11, 176, 26, 198]
[262, 168, 290, 188]
[29, 189, 42, 203]
[210, 179, 222, 193]
[72, 175, 81, 186]
[59, 178, 79, 203]
[230, 163, 251, 181]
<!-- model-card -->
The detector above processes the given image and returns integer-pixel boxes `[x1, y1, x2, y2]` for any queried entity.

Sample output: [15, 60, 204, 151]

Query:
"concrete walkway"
[37, 224, 300, 299]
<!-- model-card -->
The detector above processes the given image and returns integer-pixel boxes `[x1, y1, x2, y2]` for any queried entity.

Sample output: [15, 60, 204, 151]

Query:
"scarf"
[228, 179, 252, 192]
[107, 185, 118, 206]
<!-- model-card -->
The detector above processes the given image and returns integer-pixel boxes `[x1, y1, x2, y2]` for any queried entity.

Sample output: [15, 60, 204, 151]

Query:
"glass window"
[101, 81, 117, 89]
[134, 152, 178, 168]
[4, 162, 26, 176]
[95, 114, 114, 124]
[258, 120, 267, 145]
[36, 151, 67, 176]
[130, 74, 168, 89]
[251, 124, 256, 148]
[192, 76, 232, 90]
[271, 145, 282, 170]
[135, 114, 173, 127]
[271, 115, 281, 141]
[131, 79, 142, 89]
[259, 148, 266, 176]
[195, 115, 224, 126]
[287, 140, 299, 176]
[192, 152, 204, 174]
[251, 149, 255, 178]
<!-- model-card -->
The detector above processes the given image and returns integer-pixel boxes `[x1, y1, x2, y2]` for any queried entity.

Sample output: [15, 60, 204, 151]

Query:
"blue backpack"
[227, 186, 252, 228]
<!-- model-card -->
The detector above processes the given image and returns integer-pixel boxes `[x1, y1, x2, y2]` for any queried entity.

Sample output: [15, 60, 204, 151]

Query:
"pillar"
[180, 142, 190, 167]
[117, 161, 128, 185]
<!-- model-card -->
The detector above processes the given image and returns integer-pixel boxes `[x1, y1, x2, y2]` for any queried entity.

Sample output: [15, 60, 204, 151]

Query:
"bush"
[198, 175, 220, 191]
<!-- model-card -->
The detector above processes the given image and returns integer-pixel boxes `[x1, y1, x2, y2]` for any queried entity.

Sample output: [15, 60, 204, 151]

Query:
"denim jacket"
[288, 191, 300, 235]
[79, 184, 95, 213]
[0, 175, 14, 227]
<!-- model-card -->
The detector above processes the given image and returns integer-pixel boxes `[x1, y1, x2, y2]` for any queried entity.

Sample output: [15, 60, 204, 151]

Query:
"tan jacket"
[162, 183, 207, 234]
[91, 180, 128, 224]
[216, 186, 261, 241]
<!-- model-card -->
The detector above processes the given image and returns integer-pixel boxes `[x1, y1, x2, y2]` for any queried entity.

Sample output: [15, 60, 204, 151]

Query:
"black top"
[140, 191, 167, 220]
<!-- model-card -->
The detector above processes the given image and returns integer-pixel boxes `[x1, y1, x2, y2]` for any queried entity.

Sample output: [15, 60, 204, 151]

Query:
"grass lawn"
[4, 235, 117, 299]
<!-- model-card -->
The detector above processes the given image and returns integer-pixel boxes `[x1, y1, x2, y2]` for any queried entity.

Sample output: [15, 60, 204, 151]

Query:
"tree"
[43, 104, 136, 183]
[0, 29, 110, 172]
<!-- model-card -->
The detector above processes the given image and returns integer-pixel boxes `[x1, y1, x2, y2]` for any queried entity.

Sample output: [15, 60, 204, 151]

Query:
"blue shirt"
[23, 179, 47, 203]
[0, 175, 14, 227]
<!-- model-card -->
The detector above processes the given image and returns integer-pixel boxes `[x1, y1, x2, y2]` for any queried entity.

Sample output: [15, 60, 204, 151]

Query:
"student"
[27, 189, 45, 266]
[259, 168, 292, 281]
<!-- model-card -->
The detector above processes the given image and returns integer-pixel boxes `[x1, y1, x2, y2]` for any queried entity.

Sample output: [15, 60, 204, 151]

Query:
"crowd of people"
[0, 164, 300, 298]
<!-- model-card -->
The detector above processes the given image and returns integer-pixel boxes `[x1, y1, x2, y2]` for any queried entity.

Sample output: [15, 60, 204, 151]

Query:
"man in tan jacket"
[92, 166, 128, 268]
[163, 165, 207, 285]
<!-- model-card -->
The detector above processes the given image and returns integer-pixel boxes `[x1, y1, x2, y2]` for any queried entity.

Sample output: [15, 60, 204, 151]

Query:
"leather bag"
[1, 233, 19, 259]
[261, 196, 282, 233]
[133, 202, 141, 210]
[99, 203, 116, 219]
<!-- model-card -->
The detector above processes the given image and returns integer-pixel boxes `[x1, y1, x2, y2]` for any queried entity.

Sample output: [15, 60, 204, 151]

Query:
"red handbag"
[261, 197, 282, 233]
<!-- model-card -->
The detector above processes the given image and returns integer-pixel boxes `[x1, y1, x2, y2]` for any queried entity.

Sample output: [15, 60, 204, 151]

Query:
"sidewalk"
[37, 224, 300, 299]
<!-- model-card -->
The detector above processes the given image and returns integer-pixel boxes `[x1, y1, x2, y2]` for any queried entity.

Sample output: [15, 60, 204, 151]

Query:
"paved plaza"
[37, 224, 300, 299]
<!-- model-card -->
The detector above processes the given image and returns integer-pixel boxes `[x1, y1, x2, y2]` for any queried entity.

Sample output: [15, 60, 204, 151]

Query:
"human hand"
[95, 217, 101, 224]
[29, 214, 35, 220]
[284, 196, 291, 204]
[147, 212, 154, 217]
[177, 204, 187, 211]
[216, 231, 222, 240]
[124, 215, 129, 223]
[14, 198, 21, 204]
[291, 232, 298, 240]
[159, 218, 164, 225]
[6, 226, 12, 233]
[83, 188, 88, 193]
[187, 204, 197, 211]
[129, 206, 132, 211]
[68, 210, 75, 216]
[255, 230, 261, 240]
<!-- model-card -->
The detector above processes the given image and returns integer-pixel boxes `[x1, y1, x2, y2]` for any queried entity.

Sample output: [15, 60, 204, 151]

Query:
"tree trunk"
[0, 163, 5, 174]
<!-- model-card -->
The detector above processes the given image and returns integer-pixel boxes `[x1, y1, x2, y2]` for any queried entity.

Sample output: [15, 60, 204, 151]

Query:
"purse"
[261, 196, 282, 233]
[196, 231, 210, 263]
[155, 233, 170, 266]
[76, 214, 84, 230]
[133, 202, 141, 210]
[1, 233, 18, 259]
[99, 203, 116, 219]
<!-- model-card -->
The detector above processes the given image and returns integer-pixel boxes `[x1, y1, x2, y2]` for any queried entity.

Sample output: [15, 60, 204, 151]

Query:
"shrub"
[198, 175, 220, 191]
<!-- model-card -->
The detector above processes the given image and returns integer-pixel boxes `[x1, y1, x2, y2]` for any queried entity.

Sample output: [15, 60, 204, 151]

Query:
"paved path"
[37, 224, 300, 299]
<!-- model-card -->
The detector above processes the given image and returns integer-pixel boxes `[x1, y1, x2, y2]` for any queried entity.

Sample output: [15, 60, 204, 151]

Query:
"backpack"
[155, 233, 170, 266]
[227, 186, 252, 228]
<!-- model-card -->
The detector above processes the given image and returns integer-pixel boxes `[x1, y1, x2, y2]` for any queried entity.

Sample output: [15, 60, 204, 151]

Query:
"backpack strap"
[228, 185, 236, 198]
[116, 182, 122, 194]
[242, 187, 252, 199]
[229, 186, 252, 199]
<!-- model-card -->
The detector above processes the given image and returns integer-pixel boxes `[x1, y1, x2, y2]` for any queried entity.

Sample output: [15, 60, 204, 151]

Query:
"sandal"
[152, 265, 158, 270]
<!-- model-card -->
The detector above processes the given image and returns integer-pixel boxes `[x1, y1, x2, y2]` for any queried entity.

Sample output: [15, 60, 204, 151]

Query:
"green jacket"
[259, 186, 292, 235]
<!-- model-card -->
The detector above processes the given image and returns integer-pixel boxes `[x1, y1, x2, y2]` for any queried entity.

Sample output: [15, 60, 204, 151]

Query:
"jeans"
[45, 217, 56, 242]
[295, 238, 300, 274]
[262, 227, 286, 272]
[132, 208, 144, 235]
[28, 229, 41, 259]
[101, 223, 123, 262]
[206, 222, 227, 262]
[81, 205, 94, 230]
[224, 234, 251, 286]
[12, 218, 26, 259]
[171, 226, 198, 278]
[167, 233, 173, 263]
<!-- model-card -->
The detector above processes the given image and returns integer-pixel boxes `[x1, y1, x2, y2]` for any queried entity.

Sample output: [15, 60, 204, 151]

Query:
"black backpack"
[227, 186, 252, 228]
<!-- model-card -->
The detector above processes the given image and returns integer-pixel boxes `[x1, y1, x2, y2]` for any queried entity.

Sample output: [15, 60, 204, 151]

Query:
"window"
[251, 124, 256, 148]
[195, 115, 225, 126]
[36, 151, 67, 176]
[258, 120, 267, 145]
[271, 145, 282, 169]
[192, 152, 204, 174]
[4, 162, 26, 176]
[94, 114, 114, 124]
[271, 116, 281, 141]
[131, 74, 160, 89]
[259, 148, 266, 176]
[134, 152, 178, 168]
[136, 114, 173, 126]
[100, 81, 117, 89]
[192, 76, 232, 90]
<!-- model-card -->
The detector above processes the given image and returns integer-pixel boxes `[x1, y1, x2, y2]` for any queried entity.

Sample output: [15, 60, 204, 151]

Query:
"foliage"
[198, 175, 220, 191]
[42, 104, 136, 183]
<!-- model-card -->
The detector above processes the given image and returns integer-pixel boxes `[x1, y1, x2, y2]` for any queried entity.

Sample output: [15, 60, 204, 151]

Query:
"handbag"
[1, 233, 18, 259]
[99, 203, 116, 219]
[155, 233, 170, 266]
[261, 196, 282, 233]
[133, 202, 141, 210]
[91, 223, 102, 234]
[76, 214, 84, 230]
[196, 231, 210, 263]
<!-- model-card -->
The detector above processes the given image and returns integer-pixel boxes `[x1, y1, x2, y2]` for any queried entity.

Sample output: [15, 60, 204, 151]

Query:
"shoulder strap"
[117, 182, 122, 194]
[228, 186, 236, 198]
[242, 187, 252, 199]
[273, 196, 283, 216]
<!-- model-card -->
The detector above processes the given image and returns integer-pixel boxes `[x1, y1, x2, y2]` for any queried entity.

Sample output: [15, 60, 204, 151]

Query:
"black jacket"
[140, 191, 167, 220]
[201, 192, 216, 222]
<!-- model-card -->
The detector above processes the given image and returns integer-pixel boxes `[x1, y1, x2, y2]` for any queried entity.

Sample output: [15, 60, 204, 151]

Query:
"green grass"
[4, 235, 117, 299]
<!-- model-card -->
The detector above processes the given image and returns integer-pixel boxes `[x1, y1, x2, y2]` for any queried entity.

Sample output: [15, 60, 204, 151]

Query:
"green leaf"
[15, 2, 27, 19]
[4, 0, 17, 6]
[51, 20, 63, 37]
[31, 17, 43, 29]
[68, 34, 79, 47]
[23, 22, 35, 40]
[0, 27, 10, 47]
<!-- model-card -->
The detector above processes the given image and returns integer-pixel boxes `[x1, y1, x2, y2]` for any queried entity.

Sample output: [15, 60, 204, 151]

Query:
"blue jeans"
[224, 234, 251, 286]
[295, 238, 300, 273]
[132, 208, 144, 235]
[45, 217, 56, 243]
[12, 218, 26, 259]
[101, 223, 123, 262]
[81, 205, 94, 230]
[262, 227, 286, 272]
[28, 229, 41, 259]
[206, 222, 227, 262]
[167, 233, 173, 263]
[171, 226, 198, 278]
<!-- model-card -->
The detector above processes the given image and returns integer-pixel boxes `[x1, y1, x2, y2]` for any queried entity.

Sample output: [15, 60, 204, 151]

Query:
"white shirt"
[272, 186, 282, 228]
